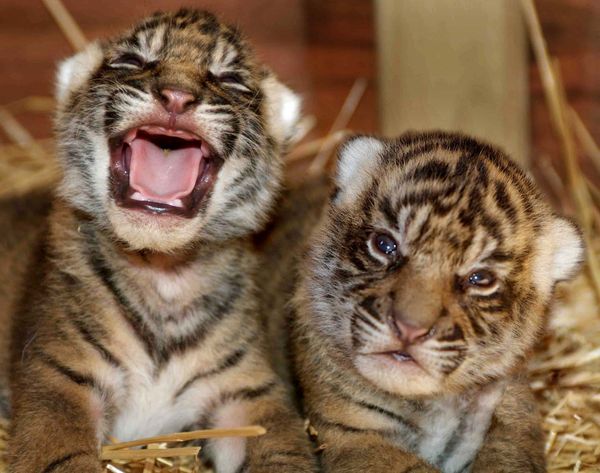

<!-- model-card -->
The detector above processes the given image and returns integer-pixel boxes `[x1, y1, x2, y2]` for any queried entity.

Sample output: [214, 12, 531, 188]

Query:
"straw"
[307, 78, 367, 175]
[42, 0, 87, 51]
[103, 426, 266, 451]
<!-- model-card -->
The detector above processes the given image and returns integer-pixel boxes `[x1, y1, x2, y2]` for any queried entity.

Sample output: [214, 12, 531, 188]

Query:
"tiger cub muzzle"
[354, 275, 468, 392]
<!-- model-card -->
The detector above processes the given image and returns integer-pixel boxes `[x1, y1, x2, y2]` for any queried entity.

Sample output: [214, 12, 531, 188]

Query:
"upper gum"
[136, 126, 200, 141]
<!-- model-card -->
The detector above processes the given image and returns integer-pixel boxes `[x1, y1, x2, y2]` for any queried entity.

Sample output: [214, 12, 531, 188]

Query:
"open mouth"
[109, 126, 223, 217]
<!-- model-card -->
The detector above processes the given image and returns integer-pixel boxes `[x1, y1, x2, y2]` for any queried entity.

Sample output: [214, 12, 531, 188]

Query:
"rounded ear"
[55, 41, 103, 105]
[261, 74, 302, 149]
[333, 135, 384, 205]
[549, 217, 584, 282]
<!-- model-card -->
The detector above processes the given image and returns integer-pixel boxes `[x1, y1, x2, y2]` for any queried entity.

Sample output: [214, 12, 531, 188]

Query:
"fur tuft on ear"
[55, 42, 103, 105]
[261, 74, 302, 149]
[549, 217, 585, 282]
[333, 136, 384, 204]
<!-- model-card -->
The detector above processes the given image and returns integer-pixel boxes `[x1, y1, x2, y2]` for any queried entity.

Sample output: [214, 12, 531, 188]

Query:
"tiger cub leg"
[472, 378, 545, 473]
[9, 351, 106, 473]
[205, 384, 318, 473]
[317, 427, 439, 473]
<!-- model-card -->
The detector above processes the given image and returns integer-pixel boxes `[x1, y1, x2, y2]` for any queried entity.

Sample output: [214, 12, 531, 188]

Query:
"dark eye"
[110, 53, 145, 69]
[467, 269, 496, 288]
[373, 233, 398, 256]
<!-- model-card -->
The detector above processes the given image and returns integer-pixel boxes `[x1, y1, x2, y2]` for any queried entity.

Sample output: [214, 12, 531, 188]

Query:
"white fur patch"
[549, 217, 584, 282]
[417, 385, 504, 473]
[207, 402, 249, 473]
[335, 137, 384, 205]
[56, 42, 103, 104]
[110, 350, 216, 442]
[261, 75, 301, 146]
[532, 217, 584, 297]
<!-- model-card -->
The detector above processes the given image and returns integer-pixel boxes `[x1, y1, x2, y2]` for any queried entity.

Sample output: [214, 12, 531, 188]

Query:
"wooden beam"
[375, 0, 529, 165]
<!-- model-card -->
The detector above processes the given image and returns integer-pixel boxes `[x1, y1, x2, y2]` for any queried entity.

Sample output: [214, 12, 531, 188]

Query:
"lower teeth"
[392, 352, 412, 362]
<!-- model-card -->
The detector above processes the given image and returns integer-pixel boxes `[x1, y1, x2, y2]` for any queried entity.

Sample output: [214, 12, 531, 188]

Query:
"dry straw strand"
[42, 0, 87, 51]
[307, 77, 367, 176]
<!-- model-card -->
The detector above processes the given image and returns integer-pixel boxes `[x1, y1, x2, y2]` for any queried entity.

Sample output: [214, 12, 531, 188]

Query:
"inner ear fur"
[549, 216, 584, 282]
[333, 135, 384, 206]
[260, 74, 301, 150]
[55, 41, 104, 105]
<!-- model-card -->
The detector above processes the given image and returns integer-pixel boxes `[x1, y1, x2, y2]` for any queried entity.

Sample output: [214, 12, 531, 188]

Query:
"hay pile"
[531, 275, 600, 472]
[0, 0, 598, 472]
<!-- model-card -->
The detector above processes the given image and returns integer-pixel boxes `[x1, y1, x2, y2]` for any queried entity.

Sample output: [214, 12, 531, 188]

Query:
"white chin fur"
[354, 355, 443, 397]
[107, 203, 205, 252]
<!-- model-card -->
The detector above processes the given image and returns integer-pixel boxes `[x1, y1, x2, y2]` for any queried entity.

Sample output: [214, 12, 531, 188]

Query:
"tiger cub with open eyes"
[260, 131, 584, 472]
[0, 9, 317, 473]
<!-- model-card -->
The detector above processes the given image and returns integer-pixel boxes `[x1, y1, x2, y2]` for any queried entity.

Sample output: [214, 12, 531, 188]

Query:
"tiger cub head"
[54, 9, 300, 252]
[303, 131, 583, 397]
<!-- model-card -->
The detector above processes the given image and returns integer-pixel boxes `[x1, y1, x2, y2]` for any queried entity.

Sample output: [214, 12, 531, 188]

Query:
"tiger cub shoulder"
[4, 9, 316, 473]
[289, 131, 583, 472]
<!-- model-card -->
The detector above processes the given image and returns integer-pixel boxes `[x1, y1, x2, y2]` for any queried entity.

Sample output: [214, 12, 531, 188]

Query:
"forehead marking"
[135, 24, 166, 61]
[210, 39, 238, 73]
[403, 206, 431, 251]
[459, 229, 498, 275]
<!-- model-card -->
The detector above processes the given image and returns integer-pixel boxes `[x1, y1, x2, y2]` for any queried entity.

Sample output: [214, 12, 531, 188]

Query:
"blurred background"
[0, 0, 597, 186]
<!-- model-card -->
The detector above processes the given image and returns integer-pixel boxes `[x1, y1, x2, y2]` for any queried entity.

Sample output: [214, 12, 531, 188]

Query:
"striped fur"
[1, 10, 315, 473]
[260, 131, 584, 472]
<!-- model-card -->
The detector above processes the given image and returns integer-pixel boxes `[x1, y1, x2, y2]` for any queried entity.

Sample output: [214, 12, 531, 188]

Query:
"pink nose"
[160, 88, 195, 114]
[390, 317, 431, 343]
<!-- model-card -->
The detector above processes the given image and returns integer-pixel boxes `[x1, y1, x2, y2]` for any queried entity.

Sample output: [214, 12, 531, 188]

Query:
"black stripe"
[219, 381, 277, 406]
[81, 224, 158, 359]
[436, 343, 467, 352]
[434, 414, 472, 471]
[465, 310, 486, 337]
[479, 213, 503, 242]
[396, 143, 437, 163]
[327, 379, 418, 433]
[353, 398, 418, 433]
[409, 160, 450, 181]
[437, 324, 464, 342]
[37, 351, 98, 389]
[354, 309, 379, 331]
[379, 196, 397, 227]
[174, 347, 247, 399]
[411, 213, 432, 246]
[493, 180, 519, 224]
[476, 160, 490, 188]
[358, 296, 384, 322]
[483, 250, 513, 264]
[68, 316, 122, 369]
[351, 316, 365, 349]
[42, 451, 91, 473]
[439, 354, 466, 375]
[157, 271, 245, 365]
[480, 303, 509, 314]
[310, 412, 380, 434]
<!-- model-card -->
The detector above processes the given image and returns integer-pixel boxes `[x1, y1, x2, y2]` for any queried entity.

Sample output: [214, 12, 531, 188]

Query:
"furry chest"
[403, 387, 502, 473]
[109, 355, 217, 442]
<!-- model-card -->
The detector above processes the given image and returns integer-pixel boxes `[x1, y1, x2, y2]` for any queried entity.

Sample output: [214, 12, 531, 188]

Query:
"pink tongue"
[129, 137, 202, 202]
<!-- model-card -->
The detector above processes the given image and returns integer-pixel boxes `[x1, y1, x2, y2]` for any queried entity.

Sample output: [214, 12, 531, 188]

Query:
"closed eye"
[214, 71, 251, 92]
[109, 53, 145, 70]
